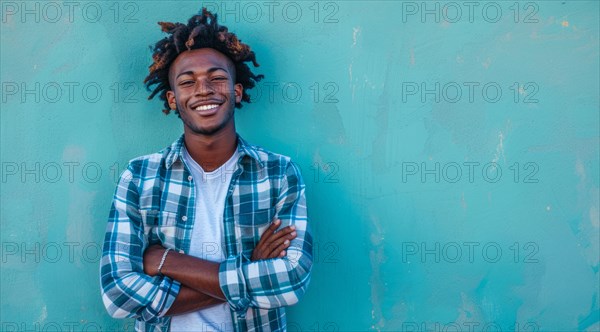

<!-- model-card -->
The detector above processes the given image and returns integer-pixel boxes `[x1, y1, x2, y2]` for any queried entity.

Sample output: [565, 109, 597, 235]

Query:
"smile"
[195, 104, 219, 111]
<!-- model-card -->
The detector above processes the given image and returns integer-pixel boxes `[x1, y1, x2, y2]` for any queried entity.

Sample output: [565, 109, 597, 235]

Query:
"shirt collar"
[164, 133, 264, 170]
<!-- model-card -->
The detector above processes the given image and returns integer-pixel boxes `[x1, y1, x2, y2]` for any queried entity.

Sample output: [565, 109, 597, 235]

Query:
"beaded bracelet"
[157, 248, 172, 275]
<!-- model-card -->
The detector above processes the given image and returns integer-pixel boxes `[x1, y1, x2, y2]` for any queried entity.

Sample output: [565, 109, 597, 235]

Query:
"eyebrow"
[175, 67, 229, 80]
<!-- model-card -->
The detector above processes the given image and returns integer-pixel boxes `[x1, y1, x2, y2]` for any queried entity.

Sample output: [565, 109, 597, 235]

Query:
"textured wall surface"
[1, 1, 598, 331]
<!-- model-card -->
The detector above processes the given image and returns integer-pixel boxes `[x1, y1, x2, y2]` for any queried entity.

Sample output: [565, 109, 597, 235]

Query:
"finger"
[267, 239, 291, 259]
[262, 227, 296, 253]
[266, 225, 296, 245]
[252, 241, 267, 261]
[258, 223, 292, 251]
[254, 228, 292, 260]
[254, 221, 281, 260]
[286, 229, 298, 241]
[264, 229, 296, 255]
[256, 219, 281, 247]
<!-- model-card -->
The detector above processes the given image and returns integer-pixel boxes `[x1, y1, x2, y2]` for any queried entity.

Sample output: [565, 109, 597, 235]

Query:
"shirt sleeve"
[218, 160, 314, 316]
[99, 163, 181, 322]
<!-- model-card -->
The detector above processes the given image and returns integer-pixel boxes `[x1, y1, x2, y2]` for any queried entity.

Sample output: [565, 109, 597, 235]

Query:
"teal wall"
[1, 1, 599, 331]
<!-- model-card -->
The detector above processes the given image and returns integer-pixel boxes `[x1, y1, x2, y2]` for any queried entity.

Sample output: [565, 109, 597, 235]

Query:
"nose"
[194, 78, 214, 96]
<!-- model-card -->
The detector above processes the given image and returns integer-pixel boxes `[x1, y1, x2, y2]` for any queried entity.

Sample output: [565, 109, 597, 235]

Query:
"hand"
[251, 219, 297, 261]
[143, 244, 169, 276]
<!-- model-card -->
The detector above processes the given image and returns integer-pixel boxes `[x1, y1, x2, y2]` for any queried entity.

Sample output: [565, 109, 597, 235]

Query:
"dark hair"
[144, 8, 263, 115]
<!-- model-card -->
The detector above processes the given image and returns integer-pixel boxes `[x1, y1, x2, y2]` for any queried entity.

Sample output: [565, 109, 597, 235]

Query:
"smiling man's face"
[166, 48, 243, 136]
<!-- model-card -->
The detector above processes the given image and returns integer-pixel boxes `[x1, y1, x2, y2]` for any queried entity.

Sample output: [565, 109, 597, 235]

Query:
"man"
[100, 8, 313, 332]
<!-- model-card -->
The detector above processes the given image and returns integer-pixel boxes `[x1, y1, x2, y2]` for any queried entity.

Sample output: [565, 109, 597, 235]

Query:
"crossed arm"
[142, 219, 297, 316]
[100, 161, 312, 321]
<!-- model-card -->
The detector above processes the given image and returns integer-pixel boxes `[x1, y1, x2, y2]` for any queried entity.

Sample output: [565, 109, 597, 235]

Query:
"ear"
[234, 83, 243, 103]
[166, 90, 177, 110]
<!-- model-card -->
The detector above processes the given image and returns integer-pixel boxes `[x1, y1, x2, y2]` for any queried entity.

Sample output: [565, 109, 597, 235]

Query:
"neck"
[183, 124, 238, 172]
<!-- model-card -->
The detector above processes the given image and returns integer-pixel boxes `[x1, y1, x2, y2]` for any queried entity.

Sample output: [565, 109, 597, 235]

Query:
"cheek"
[173, 91, 188, 108]
[176, 97, 185, 109]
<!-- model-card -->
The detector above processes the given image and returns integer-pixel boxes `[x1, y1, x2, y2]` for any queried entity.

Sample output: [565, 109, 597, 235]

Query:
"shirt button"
[182, 216, 188, 222]
[187, 175, 193, 181]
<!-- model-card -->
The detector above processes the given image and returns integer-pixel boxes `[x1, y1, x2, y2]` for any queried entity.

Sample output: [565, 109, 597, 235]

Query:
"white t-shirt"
[169, 144, 239, 332]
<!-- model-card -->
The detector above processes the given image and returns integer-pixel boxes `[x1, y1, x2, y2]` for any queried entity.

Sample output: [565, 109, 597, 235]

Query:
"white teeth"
[195, 104, 219, 111]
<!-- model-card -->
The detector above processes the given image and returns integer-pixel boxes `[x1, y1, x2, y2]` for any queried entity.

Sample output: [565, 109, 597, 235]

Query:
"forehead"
[168, 48, 234, 77]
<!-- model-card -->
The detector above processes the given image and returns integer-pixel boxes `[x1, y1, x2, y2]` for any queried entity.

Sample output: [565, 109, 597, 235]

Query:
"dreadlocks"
[144, 8, 263, 115]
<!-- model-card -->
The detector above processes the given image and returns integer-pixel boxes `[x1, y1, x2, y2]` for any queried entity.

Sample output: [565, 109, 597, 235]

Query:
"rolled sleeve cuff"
[218, 254, 251, 318]
[156, 277, 182, 318]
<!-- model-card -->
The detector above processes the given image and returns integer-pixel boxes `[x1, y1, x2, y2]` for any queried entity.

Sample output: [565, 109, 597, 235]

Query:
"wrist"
[157, 248, 172, 275]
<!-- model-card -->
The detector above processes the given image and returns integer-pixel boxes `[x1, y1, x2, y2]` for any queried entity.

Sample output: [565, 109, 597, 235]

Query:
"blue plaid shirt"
[100, 133, 313, 331]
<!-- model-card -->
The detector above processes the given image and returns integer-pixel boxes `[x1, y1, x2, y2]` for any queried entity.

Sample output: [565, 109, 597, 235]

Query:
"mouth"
[190, 102, 222, 116]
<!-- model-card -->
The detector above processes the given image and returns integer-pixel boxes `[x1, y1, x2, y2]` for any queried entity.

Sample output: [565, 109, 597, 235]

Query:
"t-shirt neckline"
[182, 143, 239, 180]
